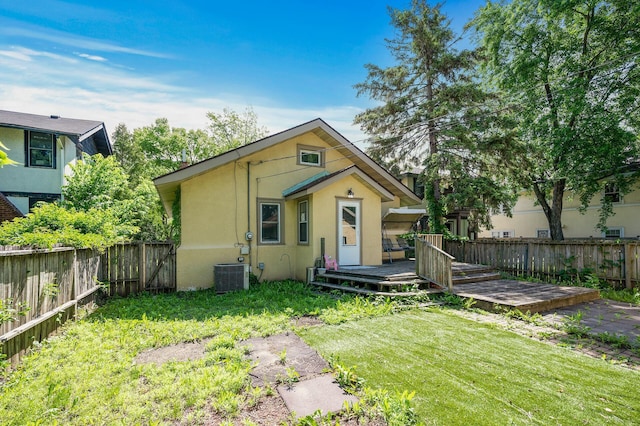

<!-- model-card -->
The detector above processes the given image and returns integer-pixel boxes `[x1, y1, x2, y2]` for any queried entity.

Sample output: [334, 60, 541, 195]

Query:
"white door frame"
[337, 199, 361, 266]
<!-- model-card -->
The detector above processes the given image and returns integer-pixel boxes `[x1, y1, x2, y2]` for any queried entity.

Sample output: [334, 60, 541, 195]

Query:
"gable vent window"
[26, 131, 56, 168]
[297, 145, 324, 167]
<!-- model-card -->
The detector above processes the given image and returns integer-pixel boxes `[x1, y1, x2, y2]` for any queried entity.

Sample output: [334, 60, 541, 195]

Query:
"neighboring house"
[0, 110, 112, 219]
[480, 181, 640, 239]
[154, 118, 422, 290]
[399, 168, 474, 239]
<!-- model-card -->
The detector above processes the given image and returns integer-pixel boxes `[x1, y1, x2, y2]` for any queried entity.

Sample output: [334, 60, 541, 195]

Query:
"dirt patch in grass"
[187, 395, 291, 426]
[293, 315, 325, 327]
[134, 340, 210, 365]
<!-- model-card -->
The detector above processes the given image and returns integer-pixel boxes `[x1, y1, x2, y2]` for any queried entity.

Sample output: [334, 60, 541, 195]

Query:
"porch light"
[347, 188, 354, 198]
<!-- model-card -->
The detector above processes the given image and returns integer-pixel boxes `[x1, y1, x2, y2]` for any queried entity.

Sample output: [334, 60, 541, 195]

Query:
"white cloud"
[76, 53, 107, 62]
[1, 25, 171, 59]
[0, 45, 368, 147]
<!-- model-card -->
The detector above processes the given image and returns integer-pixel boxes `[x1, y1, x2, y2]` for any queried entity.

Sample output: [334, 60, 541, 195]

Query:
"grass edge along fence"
[0, 242, 175, 366]
[444, 238, 639, 289]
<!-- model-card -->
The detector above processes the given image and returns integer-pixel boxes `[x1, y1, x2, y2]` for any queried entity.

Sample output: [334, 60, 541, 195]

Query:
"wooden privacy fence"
[415, 235, 453, 291]
[1, 242, 175, 365]
[101, 243, 176, 296]
[444, 238, 639, 289]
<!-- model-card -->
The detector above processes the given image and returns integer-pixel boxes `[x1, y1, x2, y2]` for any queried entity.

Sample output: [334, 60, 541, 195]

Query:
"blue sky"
[0, 0, 485, 145]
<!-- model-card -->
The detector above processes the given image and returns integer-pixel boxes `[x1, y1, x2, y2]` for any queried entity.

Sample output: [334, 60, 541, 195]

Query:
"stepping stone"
[277, 373, 358, 419]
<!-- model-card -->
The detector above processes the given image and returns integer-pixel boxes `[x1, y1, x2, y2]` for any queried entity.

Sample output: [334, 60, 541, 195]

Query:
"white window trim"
[491, 230, 515, 238]
[602, 227, 624, 239]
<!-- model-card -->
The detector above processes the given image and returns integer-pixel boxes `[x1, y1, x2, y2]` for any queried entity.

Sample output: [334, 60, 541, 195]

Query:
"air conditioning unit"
[214, 263, 249, 293]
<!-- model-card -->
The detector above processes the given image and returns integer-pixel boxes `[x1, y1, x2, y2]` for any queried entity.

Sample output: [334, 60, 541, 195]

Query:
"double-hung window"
[298, 200, 309, 244]
[604, 183, 621, 203]
[259, 199, 284, 244]
[26, 131, 56, 168]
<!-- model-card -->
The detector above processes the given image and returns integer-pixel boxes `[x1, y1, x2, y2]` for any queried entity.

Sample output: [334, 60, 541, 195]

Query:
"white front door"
[337, 200, 361, 265]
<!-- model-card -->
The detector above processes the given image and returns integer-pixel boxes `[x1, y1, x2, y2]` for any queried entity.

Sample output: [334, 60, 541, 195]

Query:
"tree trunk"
[425, 78, 445, 233]
[532, 179, 565, 241]
[548, 179, 565, 240]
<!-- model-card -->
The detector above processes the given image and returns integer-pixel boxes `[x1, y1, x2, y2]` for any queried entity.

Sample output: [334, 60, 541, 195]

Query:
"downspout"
[57, 135, 64, 201]
[247, 162, 252, 270]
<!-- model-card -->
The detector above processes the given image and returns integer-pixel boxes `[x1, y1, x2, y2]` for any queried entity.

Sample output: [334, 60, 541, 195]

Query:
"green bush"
[0, 202, 137, 249]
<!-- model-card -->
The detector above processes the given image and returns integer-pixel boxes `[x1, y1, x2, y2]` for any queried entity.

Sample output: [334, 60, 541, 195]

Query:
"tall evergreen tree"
[354, 0, 517, 234]
[474, 0, 640, 240]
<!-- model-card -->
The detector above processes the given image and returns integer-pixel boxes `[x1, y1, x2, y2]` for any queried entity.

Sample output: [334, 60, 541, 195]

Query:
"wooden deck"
[312, 260, 600, 312]
[453, 280, 600, 313]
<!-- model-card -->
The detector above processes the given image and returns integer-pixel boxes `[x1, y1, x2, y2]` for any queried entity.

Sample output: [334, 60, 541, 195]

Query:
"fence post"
[624, 243, 633, 290]
[139, 243, 146, 292]
[72, 249, 78, 321]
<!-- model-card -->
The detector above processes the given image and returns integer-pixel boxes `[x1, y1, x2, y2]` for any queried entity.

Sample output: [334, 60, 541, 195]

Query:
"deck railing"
[415, 235, 454, 291]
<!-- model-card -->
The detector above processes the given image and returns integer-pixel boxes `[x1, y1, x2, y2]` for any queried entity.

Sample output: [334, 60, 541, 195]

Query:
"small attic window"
[297, 145, 324, 167]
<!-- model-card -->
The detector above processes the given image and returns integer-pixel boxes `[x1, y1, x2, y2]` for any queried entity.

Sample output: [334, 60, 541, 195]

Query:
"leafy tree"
[63, 154, 173, 242]
[473, 0, 640, 239]
[112, 123, 147, 187]
[0, 140, 18, 167]
[354, 0, 517, 234]
[206, 107, 269, 153]
[63, 154, 132, 212]
[113, 107, 268, 180]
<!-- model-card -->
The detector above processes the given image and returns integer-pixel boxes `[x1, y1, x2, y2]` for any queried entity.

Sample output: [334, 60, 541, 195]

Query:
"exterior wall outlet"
[240, 246, 250, 255]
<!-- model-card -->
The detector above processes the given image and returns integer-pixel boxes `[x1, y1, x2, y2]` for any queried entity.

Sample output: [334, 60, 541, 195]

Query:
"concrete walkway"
[542, 299, 640, 346]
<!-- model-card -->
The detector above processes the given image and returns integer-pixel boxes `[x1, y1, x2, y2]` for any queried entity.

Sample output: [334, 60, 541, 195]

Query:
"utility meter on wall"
[245, 231, 254, 241]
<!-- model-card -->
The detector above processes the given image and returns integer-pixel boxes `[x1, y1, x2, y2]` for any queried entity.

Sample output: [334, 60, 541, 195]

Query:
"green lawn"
[0, 282, 395, 425]
[300, 309, 640, 425]
[1, 282, 639, 425]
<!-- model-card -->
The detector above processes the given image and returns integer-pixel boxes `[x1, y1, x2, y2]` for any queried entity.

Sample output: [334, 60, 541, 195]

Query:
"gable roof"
[0, 192, 23, 223]
[154, 118, 420, 211]
[0, 110, 112, 156]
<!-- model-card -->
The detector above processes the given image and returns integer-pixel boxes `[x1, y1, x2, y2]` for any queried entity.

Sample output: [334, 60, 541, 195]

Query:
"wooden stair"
[452, 263, 501, 286]
[311, 267, 443, 297]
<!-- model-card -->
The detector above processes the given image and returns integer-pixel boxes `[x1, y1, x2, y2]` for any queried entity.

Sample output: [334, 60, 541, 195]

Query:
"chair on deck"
[382, 237, 410, 263]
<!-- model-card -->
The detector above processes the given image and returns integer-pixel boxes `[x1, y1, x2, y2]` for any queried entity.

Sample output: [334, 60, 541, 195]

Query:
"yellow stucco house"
[480, 181, 640, 239]
[154, 119, 422, 291]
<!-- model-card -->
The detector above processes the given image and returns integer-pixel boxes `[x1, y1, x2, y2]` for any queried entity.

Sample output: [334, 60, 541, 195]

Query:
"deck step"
[317, 272, 436, 292]
[452, 264, 496, 276]
[310, 280, 443, 297]
[453, 272, 502, 285]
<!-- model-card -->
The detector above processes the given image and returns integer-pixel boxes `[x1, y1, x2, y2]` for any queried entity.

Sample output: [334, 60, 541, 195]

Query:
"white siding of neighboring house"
[0, 127, 77, 214]
[480, 183, 640, 239]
